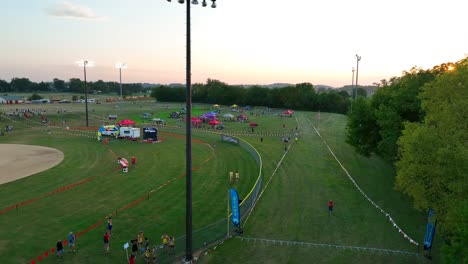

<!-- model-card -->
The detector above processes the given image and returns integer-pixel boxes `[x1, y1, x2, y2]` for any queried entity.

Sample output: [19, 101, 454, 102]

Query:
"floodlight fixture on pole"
[76, 60, 95, 127]
[115, 62, 128, 113]
[355, 54, 361, 100]
[163, 0, 217, 262]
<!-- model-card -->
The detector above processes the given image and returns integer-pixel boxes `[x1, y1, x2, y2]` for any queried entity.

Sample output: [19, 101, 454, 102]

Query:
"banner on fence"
[423, 208, 437, 251]
[230, 188, 240, 226]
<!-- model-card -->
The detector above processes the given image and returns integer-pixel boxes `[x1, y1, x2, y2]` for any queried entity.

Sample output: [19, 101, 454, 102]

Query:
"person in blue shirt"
[68, 232, 76, 253]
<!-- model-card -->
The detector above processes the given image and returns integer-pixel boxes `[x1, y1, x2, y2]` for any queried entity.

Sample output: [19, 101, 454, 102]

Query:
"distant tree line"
[346, 58, 468, 262]
[151, 79, 354, 114]
[0, 78, 145, 96]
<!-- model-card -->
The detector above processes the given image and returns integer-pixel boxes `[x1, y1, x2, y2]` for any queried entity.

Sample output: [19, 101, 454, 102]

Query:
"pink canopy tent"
[117, 119, 137, 126]
[208, 120, 221, 125]
[283, 109, 294, 115]
[191, 117, 202, 124]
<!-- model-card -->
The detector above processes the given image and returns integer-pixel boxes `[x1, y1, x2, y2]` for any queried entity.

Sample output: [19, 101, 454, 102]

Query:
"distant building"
[0, 96, 24, 104]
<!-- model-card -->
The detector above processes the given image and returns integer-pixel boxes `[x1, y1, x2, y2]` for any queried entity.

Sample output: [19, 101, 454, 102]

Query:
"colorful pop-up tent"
[117, 119, 136, 126]
[283, 109, 294, 115]
[208, 119, 221, 126]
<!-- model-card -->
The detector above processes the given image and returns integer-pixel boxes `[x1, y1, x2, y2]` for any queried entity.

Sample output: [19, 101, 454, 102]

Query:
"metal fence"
[156, 134, 263, 263]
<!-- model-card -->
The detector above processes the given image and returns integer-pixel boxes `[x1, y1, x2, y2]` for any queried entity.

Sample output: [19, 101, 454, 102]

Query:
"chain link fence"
[156, 134, 263, 263]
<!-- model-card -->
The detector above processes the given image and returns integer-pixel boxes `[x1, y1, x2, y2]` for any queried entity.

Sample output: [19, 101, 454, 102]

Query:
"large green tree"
[10, 77, 33, 92]
[0, 79, 11, 92]
[53, 78, 66, 91]
[395, 58, 468, 262]
[348, 66, 437, 161]
[346, 97, 380, 156]
[69, 78, 83, 93]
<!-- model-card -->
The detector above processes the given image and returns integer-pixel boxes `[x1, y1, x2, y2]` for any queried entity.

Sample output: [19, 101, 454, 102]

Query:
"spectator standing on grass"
[235, 171, 239, 181]
[169, 237, 175, 255]
[107, 217, 113, 236]
[68, 232, 76, 253]
[131, 238, 138, 257]
[56, 240, 64, 258]
[145, 247, 151, 263]
[142, 237, 149, 254]
[328, 200, 334, 215]
[129, 253, 136, 264]
[229, 171, 234, 183]
[161, 234, 169, 253]
[138, 231, 144, 251]
[152, 246, 158, 263]
[103, 231, 110, 253]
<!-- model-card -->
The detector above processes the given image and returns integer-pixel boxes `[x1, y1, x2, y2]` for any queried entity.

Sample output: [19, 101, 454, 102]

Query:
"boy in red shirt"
[103, 231, 110, 253]
[128, 253, 135, 264]
[328, 200, 334, 215]
[131, 156, 136, 165]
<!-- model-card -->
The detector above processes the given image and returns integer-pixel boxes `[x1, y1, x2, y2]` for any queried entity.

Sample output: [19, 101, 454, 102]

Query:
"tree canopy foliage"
[347, 66, 441, 161]
[395, 58, 468, 262]
[347, 57, 467, 262]
[151, 80, 351, 114]
[0, 78, 145, 95]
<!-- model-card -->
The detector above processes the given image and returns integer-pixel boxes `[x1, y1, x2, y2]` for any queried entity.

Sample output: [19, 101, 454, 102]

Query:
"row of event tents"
[190, 117, 220, 125]
[212, 105, 294, 115]
[213, 104, 238, 108]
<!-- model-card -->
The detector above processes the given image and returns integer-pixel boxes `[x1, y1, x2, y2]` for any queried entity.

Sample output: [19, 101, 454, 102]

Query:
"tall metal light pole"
[355, 54, 361, 100]
[165, 0, 217, 262]
[351, 67, 355, 99]
[115, 62, 128, 113]
[76, 60, 94, 127]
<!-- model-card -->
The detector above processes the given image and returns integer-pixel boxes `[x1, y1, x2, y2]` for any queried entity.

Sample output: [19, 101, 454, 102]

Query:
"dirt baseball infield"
[0, 144, 64, 185]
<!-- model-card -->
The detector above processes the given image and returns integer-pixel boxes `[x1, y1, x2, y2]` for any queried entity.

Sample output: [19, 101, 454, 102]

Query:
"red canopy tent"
[191, 117, 202, 124]
[208, 120, 221, 125]
[117, 119, 136, 126]
[283, 109, 294, 115]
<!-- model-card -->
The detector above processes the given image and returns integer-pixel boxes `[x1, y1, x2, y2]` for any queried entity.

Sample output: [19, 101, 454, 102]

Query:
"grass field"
[0, 98, 435, 263]
[199, 112, 434, 264]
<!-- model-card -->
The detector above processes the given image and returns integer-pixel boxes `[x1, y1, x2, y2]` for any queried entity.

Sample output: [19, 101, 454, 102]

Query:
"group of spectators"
[54, 216, 177, 263]
[128, 232, 176, 263]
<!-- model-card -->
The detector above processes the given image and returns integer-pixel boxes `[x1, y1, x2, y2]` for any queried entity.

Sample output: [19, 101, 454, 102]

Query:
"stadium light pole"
[351, 67, 355, 99]
[165, 0, 217, 262]
[355, 54, 361, 100]
[115, 62, 128, 113]
[76, 60, 94, 127]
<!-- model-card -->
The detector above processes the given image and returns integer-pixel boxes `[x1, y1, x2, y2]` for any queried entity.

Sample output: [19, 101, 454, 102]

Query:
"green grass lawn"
[200, 112, 432, 264]
[0, 102, 434, 263]
[0, 102, 259, 264]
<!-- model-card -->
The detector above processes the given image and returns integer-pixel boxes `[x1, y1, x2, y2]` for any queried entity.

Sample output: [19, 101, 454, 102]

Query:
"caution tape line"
[238, 237, 420, 256]
[305, 117, 419, 246]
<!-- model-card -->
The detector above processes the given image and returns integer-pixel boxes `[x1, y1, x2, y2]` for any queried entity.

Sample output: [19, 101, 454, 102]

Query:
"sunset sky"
[1, 0, 467, 87]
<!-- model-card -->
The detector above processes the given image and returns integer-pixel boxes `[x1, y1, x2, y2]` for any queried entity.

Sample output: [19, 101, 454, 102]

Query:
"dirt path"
[0, 144, 64, 185]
